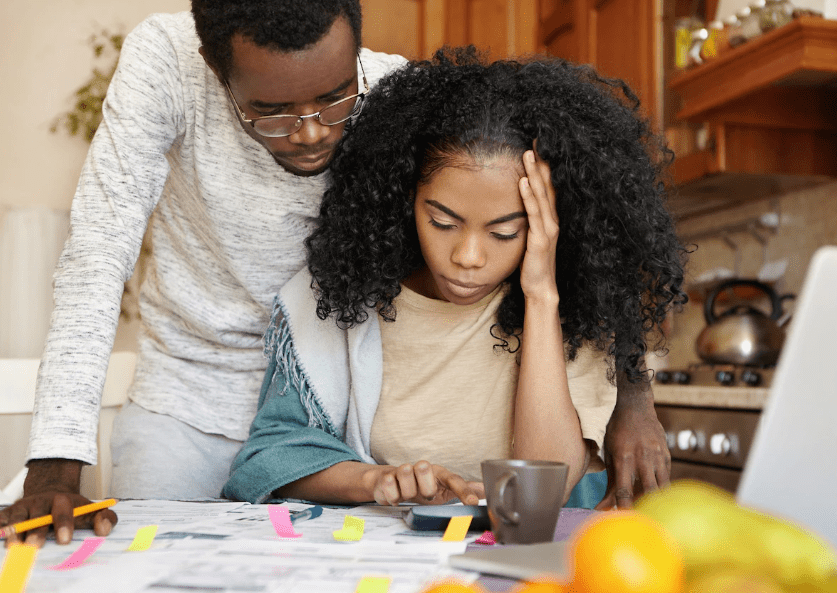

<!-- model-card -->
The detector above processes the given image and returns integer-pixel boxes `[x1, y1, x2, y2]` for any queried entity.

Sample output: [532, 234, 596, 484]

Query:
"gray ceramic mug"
[481, 459, 569, 544]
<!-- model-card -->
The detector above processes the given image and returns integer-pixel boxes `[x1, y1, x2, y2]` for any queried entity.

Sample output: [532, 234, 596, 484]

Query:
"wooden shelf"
[669, 16, 837, 120]
[666, 17, 837, 217]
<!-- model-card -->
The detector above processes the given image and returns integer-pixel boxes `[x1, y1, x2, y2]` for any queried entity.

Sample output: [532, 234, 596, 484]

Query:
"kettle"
[695, 279, 794, 367]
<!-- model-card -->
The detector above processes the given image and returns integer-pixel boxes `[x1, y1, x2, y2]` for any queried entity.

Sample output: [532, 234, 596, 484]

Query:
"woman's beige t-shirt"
[370, 284, 617, 482]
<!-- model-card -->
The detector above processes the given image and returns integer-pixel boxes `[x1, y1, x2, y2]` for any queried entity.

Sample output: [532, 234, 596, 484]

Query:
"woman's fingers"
[414, 461, 440, 500]
[373, 463, 482, 506]
[395, 464, 419, 501]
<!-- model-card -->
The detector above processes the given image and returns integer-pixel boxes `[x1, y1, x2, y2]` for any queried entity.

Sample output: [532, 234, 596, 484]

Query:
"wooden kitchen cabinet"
[667, 17, 837, 218]
[362, 0, 539, 60]
[540, 0, 661, 128]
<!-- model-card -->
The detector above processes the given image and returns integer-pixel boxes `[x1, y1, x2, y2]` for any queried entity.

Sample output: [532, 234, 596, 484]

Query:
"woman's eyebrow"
[486, 212, 527, 225]
[425, 200, 463, 221]
[426, 200, 526, 226]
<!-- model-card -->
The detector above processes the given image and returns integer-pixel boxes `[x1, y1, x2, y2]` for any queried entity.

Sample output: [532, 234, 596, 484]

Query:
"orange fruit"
[567, 511, 685, 593]
[513, 579, 569, 592]
[421, 579, 485, 593]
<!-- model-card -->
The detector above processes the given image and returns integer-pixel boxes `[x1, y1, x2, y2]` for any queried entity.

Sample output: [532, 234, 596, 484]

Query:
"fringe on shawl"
[263, 297, 337, 438]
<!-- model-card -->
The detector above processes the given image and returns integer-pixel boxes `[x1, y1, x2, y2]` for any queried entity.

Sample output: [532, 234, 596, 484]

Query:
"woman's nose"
[451, 233, 486, 268]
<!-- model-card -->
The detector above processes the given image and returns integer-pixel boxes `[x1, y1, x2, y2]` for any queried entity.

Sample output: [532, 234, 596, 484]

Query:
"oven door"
[669, 461, 741, 493]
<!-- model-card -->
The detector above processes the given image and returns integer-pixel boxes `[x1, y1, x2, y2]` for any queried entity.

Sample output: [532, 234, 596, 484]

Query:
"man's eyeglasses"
[223, 54, 369, 138]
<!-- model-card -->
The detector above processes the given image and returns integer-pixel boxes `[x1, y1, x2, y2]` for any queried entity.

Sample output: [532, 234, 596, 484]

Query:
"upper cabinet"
[667, 17, 837, 218]
[540, 0, 661, 129]
[361, 0, 539, 60]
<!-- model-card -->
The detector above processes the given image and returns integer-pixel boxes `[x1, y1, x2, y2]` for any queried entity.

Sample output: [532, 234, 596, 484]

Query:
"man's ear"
[198, 46, 221, 80]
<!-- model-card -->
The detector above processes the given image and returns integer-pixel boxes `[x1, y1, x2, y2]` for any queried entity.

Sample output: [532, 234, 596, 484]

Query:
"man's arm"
[4, 17, 185, 546]
[595, 369, 671, 510]
[0, 460, 116, 547]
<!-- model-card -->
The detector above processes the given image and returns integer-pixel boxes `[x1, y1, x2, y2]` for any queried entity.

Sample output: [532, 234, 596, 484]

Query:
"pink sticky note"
[49, 537, 105, 571]
[268, 505, 303, 538]
[474, 531, 496, 545]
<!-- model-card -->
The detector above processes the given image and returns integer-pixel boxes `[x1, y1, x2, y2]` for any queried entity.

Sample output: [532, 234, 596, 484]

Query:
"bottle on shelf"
[727, 8, 749, 47]
[675, 16, 704, 69]
[740, 0, 767, 41]
[701, 20, 726, 60]
[760, 0, 794, 33]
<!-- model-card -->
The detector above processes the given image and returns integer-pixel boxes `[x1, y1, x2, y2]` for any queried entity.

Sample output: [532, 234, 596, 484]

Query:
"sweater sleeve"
[222, 354, 363, 504]
[27, 16, 186, 464]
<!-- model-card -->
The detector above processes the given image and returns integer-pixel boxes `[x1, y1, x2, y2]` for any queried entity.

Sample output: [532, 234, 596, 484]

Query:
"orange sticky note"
[0, 543, 38, 593]
[333, 515, 365, 541]
[442, 515, 472, 541]
[355, 576, 391, 593]
[127, 525, 158, 551]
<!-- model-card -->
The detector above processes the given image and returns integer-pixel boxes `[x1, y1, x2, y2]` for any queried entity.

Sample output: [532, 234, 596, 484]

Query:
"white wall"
[0, 0, 190, 211]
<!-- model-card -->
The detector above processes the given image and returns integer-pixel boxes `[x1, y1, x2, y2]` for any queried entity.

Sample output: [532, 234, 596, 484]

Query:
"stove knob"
[656, 371, 672, 384]
[709, 433, 732, 455]
[673, 371, 691, 385]
[741, 369, 762, 386]
[715, 370, 735, 386]
[677, 430, 698, 451]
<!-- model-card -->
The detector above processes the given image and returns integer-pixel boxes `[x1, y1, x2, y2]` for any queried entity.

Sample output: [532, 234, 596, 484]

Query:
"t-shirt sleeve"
[27, 15, 187, 464]
[222, 355, 363, 504]
[566, 344, 618, 472]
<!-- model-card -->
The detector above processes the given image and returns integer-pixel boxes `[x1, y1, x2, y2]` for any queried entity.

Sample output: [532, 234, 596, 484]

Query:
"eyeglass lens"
[252, 94, 364, 137]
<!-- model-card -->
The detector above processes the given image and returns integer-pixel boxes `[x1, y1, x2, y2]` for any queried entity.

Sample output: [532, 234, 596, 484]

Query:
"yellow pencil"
[0, 498, 117, 539]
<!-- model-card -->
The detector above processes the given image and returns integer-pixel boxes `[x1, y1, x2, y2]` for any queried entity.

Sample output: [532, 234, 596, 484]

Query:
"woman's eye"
[492, 231, 520, 241]
[429, 219, 456, 230]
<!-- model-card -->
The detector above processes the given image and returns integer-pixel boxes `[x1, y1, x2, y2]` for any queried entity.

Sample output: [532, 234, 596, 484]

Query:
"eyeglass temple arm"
[357, 52, 369, 91]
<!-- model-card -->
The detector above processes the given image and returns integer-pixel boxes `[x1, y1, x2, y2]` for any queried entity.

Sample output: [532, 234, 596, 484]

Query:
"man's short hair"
[193, 0, 362, 79]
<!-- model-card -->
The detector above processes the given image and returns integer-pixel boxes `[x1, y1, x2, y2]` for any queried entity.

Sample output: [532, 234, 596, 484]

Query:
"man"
[2, 0, 403, 546]
[1, 0, 670, 547]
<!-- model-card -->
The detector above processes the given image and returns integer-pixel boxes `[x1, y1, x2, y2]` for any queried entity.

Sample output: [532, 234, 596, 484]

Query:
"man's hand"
[595, 372, 671, 510]
[367, 461, 484, 506]
[0, 459, 117, 547]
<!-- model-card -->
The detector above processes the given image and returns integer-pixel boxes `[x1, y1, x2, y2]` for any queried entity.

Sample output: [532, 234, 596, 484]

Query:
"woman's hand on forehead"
[518, 146, 560, 304]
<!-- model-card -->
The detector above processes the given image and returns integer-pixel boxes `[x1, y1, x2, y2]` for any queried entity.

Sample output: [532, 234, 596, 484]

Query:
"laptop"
[448, 246, 837, 578]
[736, 245, 837, 547]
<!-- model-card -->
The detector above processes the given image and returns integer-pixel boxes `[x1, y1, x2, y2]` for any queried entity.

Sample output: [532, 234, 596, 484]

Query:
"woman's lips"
[444, 277, 484, 299]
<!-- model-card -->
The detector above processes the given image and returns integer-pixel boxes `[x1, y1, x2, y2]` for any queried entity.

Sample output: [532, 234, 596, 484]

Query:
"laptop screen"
[736, 246, 837, 547]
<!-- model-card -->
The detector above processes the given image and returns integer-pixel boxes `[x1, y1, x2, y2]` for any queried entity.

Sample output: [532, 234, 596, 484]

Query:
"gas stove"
[653, 363, 772, 492]
[655, 363, 774, 388]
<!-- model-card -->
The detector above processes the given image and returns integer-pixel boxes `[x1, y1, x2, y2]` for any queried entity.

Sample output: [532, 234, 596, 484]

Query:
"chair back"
[0, 352, 137, 501]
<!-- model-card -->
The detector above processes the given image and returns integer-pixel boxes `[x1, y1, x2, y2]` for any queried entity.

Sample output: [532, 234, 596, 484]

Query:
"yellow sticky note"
[333, 515, 365, 541]
[0, 543, 38, 593]
[355, 576, 391, 593]
[442, 515, 472, 541]
[127, 525, 159, 551]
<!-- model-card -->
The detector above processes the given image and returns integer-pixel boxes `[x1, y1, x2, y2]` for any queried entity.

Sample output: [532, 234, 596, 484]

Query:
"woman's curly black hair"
[192, 0, 362, 79]
[306, 47, 688, 384]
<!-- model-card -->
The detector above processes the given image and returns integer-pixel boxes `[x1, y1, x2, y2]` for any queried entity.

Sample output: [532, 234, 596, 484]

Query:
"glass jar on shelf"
[728, 9, 749, 47]
[760, 0, 794, 33]
[675, 17, 704, 69]
[740, 1, 767, 41]
[688, 27, 709, 66]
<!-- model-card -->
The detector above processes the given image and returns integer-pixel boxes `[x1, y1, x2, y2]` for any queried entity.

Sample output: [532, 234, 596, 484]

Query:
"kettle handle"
[704, 279, 784, 325]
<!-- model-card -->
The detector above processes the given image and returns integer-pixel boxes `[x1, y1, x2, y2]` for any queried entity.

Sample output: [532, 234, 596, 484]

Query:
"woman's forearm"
[514, 295, 588, 500]
[275, 461, 383, 504]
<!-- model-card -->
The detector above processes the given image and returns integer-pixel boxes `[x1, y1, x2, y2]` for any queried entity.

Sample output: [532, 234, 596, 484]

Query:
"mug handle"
[493, 471, 521, 525]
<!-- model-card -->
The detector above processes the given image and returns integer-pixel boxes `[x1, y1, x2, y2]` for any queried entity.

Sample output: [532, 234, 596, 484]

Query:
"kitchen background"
[2, 1, 835, 397]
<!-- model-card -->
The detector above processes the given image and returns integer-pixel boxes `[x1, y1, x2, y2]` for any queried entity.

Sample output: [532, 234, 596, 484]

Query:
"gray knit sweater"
[27, 12, 405, 465]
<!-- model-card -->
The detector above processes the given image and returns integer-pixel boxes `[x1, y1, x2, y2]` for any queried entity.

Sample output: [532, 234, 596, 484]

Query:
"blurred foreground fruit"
[684, 569, 783, 593]
[635, 480, 837, 589]
[421, 579, 485, 593]
[513, 580, 567, 593]
[567, 511, 685, 593]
